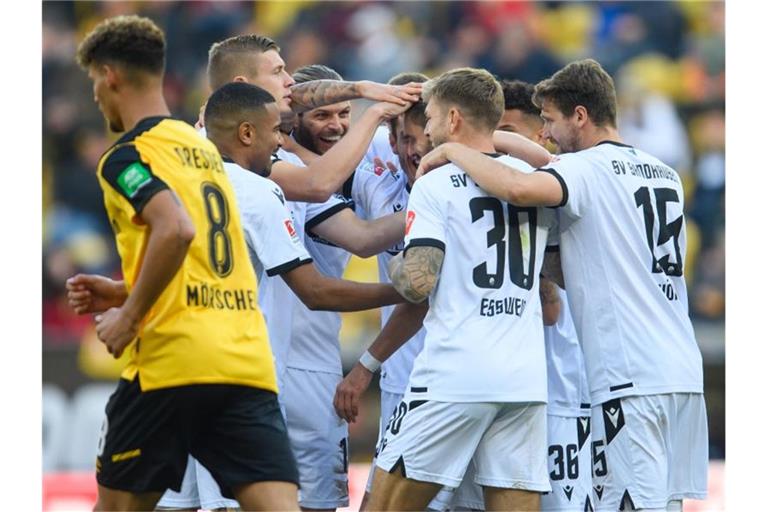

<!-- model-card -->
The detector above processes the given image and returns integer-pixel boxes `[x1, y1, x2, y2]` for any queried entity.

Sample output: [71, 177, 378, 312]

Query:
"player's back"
[545, 141, 703, 404]
[405, 154, 556, 403]
[97, 117, 275, 392]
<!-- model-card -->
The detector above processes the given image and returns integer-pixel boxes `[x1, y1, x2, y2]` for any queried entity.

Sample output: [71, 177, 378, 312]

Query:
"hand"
[415, 143, 454, 180]
[370, 100, 414, 121]
[333, 362, 374, 423]
[373, 157, 399, 177]
[66, 274, 128, 315]
[357, 80, 422, 106]
[94, 307, 139, 359]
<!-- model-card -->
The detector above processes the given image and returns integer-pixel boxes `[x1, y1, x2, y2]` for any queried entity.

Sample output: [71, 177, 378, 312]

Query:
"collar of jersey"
[116, 115, 173, 145]
[596, 140, 634, 149]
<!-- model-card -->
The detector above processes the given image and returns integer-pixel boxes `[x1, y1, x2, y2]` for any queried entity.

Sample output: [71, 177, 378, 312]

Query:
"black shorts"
[96, 377, 299, 498]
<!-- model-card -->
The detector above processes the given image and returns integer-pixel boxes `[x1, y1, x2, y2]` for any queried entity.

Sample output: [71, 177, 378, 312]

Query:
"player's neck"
[118, 88, 171, 132]
[450, 132, 496, 154]
[581, 125, 622, 151]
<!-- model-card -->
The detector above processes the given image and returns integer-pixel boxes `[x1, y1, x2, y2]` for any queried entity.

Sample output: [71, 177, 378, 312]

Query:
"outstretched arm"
[493, 130, 553, 168]
[310, 209, 406, 258]
[281, 262, 403, 312]
[388, 246, 444, 303]
[290, 80, 422, 113]
[271, 101, 411, 202]
[417, 142, 563, 207]
[334, 301, 429, 422]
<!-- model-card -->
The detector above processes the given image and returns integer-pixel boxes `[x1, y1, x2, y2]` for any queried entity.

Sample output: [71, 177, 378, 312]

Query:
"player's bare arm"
[310, 209, 406, 258]
[95, 190, 195, 358]
[334, 301, 428, 423]
[539, 278, 561, 326]
[542, 250, 565, 289]
[388, 246, 444, 303]
[290, 80, 422, 113]
[493, 130, 553, 168]
[281, 263, 404, 312]
[271, 101, 412, 202]
[418, 142, 563, 207]
[66, 274, 128, 315]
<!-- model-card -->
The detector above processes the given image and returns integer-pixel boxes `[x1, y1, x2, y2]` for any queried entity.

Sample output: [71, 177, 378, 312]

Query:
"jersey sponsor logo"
[602, 399, 625, 445]
[405, 210, 415, 235]
[594, 485, 604, 500]
[392, 202, 404, 212]
[374, 163, 386, 176]
[563, 485, 574, 501]
[479, 296, 527, 317]
[117, 162, 152, 198]
[285, 219, 297, 238]
[186, 283, 258, 311]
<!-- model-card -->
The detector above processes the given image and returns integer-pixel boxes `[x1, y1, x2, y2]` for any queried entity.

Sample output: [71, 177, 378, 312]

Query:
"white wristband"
[358, 350, 382, 373]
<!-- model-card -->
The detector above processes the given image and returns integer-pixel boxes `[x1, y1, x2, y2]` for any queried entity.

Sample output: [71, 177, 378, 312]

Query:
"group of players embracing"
[66, 13, 708, 512]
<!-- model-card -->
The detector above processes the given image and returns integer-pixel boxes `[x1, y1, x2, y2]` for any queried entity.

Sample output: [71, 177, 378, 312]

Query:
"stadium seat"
[63, 383, 116, 470]
[43, 384, 71, 472]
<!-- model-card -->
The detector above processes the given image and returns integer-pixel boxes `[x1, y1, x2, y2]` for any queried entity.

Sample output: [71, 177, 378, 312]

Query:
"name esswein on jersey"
[611, 159, 678, 183]
[186, 283, 258, 311]
[480, 296, 527, 317]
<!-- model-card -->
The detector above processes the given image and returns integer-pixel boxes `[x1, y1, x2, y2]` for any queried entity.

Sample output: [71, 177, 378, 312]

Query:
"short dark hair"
[500, 80, 539, 116]
[387, 72, 429, 87]
[207, 34, 280, 90]
[76, 15, 165, 77]
[533, 59, 617, 128]
[386, 72, 430, 134]
[292, 64, 342, 84]
[204, 82, 277, 136]
[423, 68, 504, 132]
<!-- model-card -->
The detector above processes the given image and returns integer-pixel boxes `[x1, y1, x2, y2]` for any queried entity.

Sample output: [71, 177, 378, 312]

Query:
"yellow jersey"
[96, 116, 277, 393]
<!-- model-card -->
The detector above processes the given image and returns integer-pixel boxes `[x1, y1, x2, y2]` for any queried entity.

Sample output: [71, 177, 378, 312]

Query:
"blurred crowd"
[42, 1, 725, 354]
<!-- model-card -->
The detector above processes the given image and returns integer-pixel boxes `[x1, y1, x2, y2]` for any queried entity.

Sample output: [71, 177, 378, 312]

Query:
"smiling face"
[249, 49, 295, 114]
[390, 115, 430, 184]
[293, 101, 351, 155]
[246, 102, 284, 176]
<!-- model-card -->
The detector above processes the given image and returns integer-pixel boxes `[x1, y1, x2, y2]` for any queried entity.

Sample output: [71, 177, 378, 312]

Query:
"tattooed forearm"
[541, 250, 565, 289]
[290, 80, 358, 112]
[390, 246, 444, 303]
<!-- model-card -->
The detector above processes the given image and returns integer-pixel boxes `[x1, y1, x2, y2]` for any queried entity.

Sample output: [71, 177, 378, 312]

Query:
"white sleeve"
[242, 182, 312, 276]
[403, 175, 446, 253]
[536, 153, 593, 220]
[305, 193, 353, 235]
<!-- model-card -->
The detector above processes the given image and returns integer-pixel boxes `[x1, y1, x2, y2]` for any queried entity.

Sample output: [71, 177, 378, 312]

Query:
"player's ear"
[573, 105, 589, 127]
[238, 121, 254, 146]
[448, 107, 460, 135]
[103, 64, 120, 89]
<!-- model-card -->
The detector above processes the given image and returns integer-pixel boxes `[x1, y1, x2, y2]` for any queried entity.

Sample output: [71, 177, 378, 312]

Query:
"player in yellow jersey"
[68, 15, 299, 511]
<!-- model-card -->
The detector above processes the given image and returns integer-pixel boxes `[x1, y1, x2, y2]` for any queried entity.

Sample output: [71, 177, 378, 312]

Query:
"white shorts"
[591, 393, 708, 511]
[156, 455, 238, 510]
[283, 367, 349, 509]
[541, 414, 593, 511]
[365, 390, 456, 510]
[375, 392, 550, 492]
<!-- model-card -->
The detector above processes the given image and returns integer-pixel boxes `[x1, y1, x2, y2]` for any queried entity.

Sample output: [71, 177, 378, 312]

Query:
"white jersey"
[361, 124, 398, 169]
[544, 285, 591, 417]
[270, 149, 351, 375]
[541, 141, 703, 405]
[223, 159, 311, 385]
[404, 154, 555, 402]
[286, 194, 353, 375]
[348, 157, 426, 394]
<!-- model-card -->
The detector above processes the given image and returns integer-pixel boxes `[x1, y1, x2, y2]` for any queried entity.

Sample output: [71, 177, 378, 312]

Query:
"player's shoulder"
[226, 162, 286, 202]
[495, 153, 535, 173]
[355, 159, 404, 187]
[273, 148, 306, 168]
